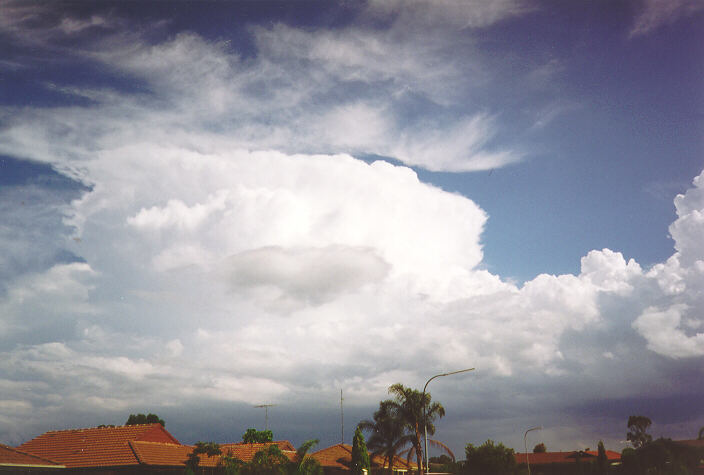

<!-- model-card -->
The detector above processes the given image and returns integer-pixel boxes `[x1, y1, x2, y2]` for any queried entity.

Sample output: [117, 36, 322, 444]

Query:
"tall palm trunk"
[413, 423, 423, 474]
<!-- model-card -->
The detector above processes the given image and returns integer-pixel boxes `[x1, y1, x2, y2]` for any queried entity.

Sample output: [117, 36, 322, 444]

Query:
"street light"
[523, 426, 542, 475]
[422, 368, 475, 474]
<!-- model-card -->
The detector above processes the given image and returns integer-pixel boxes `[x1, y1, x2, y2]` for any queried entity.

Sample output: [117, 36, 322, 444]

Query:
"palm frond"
[428, 439, 455, 461]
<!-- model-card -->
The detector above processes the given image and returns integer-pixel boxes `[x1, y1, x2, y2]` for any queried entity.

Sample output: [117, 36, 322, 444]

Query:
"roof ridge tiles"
[43, 423, 162, 433]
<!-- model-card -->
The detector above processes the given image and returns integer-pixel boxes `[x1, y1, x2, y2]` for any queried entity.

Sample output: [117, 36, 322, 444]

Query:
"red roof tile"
[585, 450, 621, 461]
[17, 424, 180, 468]
[311, 443, 416, 471]
[130, 441, 223, 468]
[0, 443, 64, 468]
[130, 440, 300, 468]
[219, 441, 297, 463]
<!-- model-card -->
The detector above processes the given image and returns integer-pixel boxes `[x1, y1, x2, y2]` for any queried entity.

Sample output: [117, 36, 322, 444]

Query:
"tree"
[290, 439, 323, 475]
[185, 441, 221, 473]
[242, 428, 274, 443]
[125, 413, 165, 426]
[596, 440, 608, 475]
[532, 443, 546, 453]
[351, 428, 371, 475]
[387, 383, 445, 473]
[463, 440, 516, 475]
[620, 447, 639, 475]
[242, 444, 289, 475]
[429, 454, 460, 474]
[626, 415, 652, 449]
[698, 426, 704, 440]
[358, 400, 413, 474]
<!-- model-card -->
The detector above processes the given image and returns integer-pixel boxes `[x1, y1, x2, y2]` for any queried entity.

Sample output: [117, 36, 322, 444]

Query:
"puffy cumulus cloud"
[631, 171, 704, 358]
[669, 171, 704, 267]
[630, 0, 704, 38]
[633, 305, 704, 358]
[579, 248, 642, 294]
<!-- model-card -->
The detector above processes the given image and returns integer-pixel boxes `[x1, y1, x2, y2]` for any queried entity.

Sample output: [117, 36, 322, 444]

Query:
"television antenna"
[254, 404, 276, 431]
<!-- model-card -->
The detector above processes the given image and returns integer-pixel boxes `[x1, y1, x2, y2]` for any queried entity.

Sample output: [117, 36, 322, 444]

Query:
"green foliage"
[387, 383, 445, 472]
[221, 453, 246, 475]
[291, 439, 323, 475]
[125, 412, 165, 427]
[185, 441, 222, 471]
[248, 445, 290, 474]
[351, 427, 371, 475]
[620, 437, 703, 475]
[626, 415, 652, 449]
[430, 454, 460, 474]
[358, 400, 413, 475]
[242, 428, 274, 443]
[596, 441, 607, 475]
[463, 440, 517, 475]
[222, 440, 322, 475]
[533, 443, 546, 453]
[620, 447, 639, 475]
[639, 438, 701, 474]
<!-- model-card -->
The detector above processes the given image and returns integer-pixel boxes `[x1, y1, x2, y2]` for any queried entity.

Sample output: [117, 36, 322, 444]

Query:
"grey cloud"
[223, 246, 390, 308]
[0, 159, 87, 293]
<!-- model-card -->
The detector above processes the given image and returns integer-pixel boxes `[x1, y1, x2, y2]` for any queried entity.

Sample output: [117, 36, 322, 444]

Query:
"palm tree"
[290, 439, 322, 475]
[358, 400, 414, 474]
[387, 383, 445, 474]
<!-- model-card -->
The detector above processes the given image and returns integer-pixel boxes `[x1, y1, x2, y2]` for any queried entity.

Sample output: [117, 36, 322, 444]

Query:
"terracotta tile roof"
[17, 424, 180, 468]
[130, 441, 222, 467]
[130, 440, 299, 468]
[0, 443, 64, 468]
[311, 443, 353, 470]
[219, 441, 298, 463]
[584, 449, 621, 461]
[311, 443, 416, 471]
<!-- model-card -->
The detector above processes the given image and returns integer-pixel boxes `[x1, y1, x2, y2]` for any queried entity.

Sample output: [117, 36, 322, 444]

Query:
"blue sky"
[1, 0, 703, 458]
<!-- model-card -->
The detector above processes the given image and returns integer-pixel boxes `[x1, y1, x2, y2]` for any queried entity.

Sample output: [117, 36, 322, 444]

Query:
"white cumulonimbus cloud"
[0, 1, 702, 446]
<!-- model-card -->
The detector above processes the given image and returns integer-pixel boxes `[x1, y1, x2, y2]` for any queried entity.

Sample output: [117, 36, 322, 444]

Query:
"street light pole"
[523, 426, 542, 475]
[422, 368, 475, 474]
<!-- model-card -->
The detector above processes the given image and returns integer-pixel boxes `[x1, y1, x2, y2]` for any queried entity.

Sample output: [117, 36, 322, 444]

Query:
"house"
[0, 443, 65, 472]
[17, 423, 184, 473]
[311, 443, 417, 474]
[18, 424, 301, 474]
[514, 449, 620, 475]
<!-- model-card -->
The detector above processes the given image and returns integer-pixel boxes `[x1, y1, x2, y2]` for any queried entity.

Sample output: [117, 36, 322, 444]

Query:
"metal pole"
[422, 368, 475, 474]
[254, 404, 275, 431]
[524, 426, 542, 475]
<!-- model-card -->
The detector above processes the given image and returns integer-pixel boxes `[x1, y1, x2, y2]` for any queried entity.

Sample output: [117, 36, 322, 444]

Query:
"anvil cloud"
[0, 0, 702, 454]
